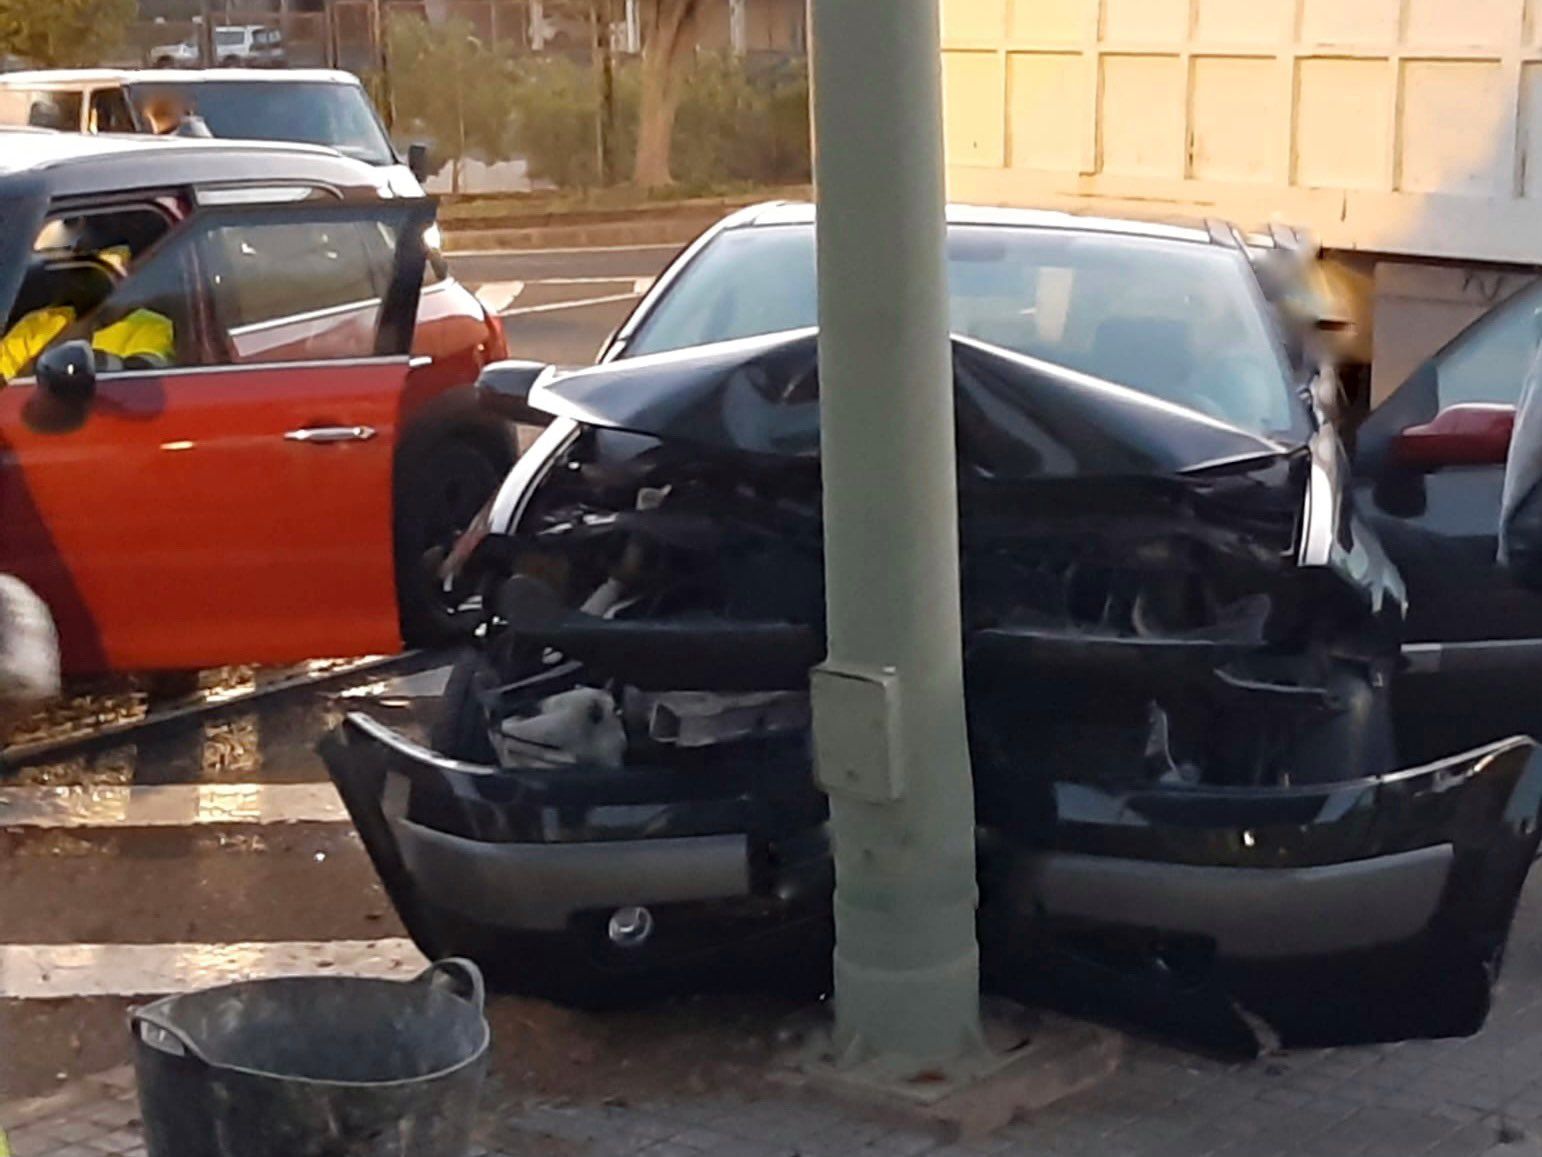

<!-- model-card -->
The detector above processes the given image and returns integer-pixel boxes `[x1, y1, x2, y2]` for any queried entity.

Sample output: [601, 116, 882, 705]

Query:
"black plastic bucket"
[130, 959, 490, 1157]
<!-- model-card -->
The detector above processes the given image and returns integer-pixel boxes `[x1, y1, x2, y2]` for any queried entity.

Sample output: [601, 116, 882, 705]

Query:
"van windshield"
[125, 80, 395, 166]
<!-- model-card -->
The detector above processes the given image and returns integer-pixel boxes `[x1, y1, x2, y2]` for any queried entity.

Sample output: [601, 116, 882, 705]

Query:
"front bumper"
[321, 713, 832, 1005]
[325, 713, 1542, 1046]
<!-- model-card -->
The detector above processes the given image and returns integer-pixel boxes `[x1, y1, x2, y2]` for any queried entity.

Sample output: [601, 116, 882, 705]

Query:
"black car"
[323, 204, 1542, 1053]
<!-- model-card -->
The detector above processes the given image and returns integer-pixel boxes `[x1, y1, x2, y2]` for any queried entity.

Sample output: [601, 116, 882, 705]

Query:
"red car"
[0, 131, 511, 674]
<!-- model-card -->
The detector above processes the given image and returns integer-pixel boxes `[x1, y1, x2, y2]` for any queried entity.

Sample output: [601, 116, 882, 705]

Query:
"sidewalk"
[11, 875, 1542, 1156]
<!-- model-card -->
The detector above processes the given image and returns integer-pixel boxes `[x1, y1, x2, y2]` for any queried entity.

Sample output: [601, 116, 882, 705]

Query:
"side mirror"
[23, 341, 96, 434]
[407, 142, 431, 183]
[476, 359, 551, 425]
[1393, 403, 1514, 471]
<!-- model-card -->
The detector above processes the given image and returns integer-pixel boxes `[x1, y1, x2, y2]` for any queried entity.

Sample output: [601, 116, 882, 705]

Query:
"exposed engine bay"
[462, 419, 1400, 794]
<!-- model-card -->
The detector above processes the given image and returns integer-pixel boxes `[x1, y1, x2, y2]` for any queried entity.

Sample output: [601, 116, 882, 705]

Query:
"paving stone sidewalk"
[15, 878, 1542, 1157]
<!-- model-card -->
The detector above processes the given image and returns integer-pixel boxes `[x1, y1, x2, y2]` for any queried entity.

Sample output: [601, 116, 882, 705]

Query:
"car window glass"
[1431, 281, 1542, 408]
[626, 225, 1303, 439]
[90, 88, 137, 133]
[2, 207, 180, 378]
[205, 216, 400, 363]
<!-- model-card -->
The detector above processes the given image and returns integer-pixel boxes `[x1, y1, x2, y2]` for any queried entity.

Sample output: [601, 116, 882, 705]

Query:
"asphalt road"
[448, 243, 686, 367]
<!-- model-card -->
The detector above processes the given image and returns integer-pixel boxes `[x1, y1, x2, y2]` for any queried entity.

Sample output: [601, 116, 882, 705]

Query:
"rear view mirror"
[1393, 403, 1514, 470]
[407, 142, 431, 184]
[24, 340, 97, 434]
[476, 359, 551, 425]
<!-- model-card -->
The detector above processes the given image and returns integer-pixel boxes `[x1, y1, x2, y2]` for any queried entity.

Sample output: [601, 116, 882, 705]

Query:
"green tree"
[0, 0, 137, 67]
[387, 14, 518, 193]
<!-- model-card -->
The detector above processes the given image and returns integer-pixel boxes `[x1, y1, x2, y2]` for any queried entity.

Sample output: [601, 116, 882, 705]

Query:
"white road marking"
[534, 276, 650, 286]
[336, 666, 452, 702]
[473, 279, 525, 313]
[501, 291, 642, 318]
[0, 783, 346, 829]
[0, 939, 429, 999]
[450, 241, 683, 257]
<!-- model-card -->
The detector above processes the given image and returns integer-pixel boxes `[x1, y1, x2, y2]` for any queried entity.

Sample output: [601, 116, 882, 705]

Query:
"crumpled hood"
[531, 327, 1296, 479]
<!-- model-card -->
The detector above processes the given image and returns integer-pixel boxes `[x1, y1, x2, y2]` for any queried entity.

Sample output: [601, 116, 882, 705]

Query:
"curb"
[444, 216, 716, 253]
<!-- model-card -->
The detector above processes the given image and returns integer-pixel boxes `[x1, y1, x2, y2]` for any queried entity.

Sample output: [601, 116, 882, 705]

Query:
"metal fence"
[120, 0, 806, 71]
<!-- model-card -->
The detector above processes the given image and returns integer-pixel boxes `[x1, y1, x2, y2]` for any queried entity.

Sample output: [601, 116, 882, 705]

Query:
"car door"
[1353, 278, 1542, 750]
[0, 197, 433, 673]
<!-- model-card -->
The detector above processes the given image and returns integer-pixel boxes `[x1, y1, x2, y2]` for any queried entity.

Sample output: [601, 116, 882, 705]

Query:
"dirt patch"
[485, 992, 814, 1107]
[1, 991, 817, 1106]
[0, 997, 138, 1100]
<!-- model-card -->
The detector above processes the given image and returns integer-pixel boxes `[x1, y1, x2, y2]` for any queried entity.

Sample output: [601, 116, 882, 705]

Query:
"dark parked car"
[323, 204, 1542, 1054]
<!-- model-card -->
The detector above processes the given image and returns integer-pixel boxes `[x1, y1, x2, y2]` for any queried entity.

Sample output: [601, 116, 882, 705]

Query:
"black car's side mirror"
[476, 359, 551, 425]
[407, 142, 432, 184]
[24, 340, 97, 434]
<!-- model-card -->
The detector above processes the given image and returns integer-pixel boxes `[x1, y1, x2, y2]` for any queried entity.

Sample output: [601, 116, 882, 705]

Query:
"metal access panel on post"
[811, 664, 903, 804]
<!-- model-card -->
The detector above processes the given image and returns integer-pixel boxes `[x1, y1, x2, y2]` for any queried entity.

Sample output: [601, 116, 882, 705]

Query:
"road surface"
[448, 242, 686, 367]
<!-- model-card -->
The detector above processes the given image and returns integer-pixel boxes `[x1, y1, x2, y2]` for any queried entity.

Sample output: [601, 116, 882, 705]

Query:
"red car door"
[0, 198, 433, 673]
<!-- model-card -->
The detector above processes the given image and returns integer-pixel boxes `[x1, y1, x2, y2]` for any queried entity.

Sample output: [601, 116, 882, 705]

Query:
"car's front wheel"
[394, 433, 508, 648]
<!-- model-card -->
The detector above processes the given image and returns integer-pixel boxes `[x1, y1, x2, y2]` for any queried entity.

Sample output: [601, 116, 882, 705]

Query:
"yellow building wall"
[940, 0, 1542, 265]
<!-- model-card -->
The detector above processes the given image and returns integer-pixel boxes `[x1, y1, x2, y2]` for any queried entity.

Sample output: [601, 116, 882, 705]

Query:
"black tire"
[428, 647, 498, 764]
[395, 435, 507, 648]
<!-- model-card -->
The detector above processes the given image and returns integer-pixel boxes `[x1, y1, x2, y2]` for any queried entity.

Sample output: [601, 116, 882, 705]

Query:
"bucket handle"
[131, 1005, 211, 1067]
[416, 958, 485, 1012]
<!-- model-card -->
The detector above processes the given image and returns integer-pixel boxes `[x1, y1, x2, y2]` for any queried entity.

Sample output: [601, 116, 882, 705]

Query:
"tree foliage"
[387, 14, 519, 192]
[509, 53, 809, 191]
[0, 0, 137, 68]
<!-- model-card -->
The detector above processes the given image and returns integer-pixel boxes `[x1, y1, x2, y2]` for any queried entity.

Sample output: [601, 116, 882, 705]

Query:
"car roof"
[0, 68, 361, 90]
[0, 127, 383, 196]
[728, 200, 1228, 247]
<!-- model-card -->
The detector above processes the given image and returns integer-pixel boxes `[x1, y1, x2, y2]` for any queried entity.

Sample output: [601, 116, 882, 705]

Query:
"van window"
[90, 88, 137, 134]
[0, 89, 82, 130]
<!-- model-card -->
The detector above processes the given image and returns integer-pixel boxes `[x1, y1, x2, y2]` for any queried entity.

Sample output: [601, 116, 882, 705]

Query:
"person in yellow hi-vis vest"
[0, 246, 174, 381]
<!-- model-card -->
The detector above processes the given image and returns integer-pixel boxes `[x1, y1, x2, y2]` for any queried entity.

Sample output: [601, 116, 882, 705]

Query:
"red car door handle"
[284, 426, 377, 444]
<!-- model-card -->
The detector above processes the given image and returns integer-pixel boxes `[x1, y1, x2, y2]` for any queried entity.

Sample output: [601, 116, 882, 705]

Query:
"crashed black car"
[324, 204, 1542, 1053]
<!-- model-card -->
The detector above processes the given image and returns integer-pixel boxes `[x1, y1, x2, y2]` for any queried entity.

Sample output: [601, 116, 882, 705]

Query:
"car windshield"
[126, 80, 394, 166]
[626, 224, 1305, 440]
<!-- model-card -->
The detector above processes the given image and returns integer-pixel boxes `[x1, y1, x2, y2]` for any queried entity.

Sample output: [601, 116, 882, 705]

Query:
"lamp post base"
[786, 1003, 1123, 1143]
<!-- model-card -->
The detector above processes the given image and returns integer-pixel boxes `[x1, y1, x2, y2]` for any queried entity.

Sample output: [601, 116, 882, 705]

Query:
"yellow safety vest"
[94, 309, 175, 366]
[0, 307, 71, 380]
[0, 307, 174, 380]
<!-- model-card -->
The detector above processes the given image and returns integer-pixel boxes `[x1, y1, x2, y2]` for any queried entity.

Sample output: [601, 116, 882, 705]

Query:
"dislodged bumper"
[326, 709, 1542, 1047]
[320, 713, 833, 1005]
[982, 735, 1542, 1050]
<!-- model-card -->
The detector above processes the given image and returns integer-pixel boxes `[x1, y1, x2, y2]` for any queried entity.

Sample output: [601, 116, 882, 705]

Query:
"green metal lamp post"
[808, 0, 986, 1072]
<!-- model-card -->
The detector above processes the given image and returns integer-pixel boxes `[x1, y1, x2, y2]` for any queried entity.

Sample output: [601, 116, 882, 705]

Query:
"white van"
[0, 69, 429, 197]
